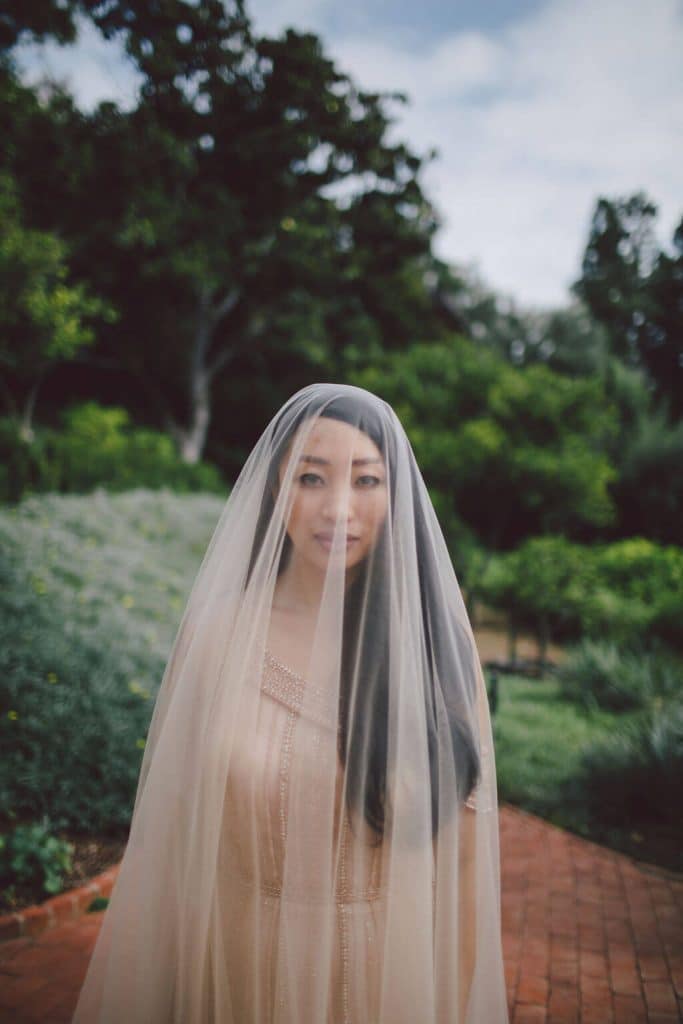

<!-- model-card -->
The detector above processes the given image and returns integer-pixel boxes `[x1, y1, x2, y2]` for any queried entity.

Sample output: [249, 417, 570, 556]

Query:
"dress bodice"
[220, 649, 384, 905]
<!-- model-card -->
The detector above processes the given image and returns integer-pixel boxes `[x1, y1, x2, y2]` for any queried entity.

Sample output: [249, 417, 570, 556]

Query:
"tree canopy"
[2, 3, 448, 461]
[574, 192, 683, 419]
[1, 2, 681, 548]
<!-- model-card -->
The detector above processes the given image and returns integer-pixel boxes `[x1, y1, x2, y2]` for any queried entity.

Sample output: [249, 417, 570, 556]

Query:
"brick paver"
[500, 805, 683, 1023]
[0, 804, 681, 1022]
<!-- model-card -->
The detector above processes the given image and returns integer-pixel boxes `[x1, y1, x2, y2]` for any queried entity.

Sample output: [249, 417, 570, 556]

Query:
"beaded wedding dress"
[72, 383, 508, 1023]
[214, 646, 497, 1023]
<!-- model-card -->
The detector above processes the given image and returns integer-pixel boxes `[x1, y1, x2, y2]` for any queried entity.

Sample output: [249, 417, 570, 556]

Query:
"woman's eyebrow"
[298, 455, 383, 466]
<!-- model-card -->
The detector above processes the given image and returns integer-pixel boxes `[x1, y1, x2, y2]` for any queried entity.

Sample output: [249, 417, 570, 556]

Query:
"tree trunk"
[508, 619, 518, 664]
[175, 284, 242, 465]
[19, 370, 46, 443]
[178, 365, 211, 465]
[538, 616, 549, 671]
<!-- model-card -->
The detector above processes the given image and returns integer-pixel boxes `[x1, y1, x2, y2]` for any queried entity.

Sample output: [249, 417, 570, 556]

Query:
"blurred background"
[1, 0, 681, 913]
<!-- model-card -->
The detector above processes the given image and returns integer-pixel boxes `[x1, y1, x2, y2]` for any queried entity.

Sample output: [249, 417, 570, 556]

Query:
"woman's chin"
[307, 543, 363, 572]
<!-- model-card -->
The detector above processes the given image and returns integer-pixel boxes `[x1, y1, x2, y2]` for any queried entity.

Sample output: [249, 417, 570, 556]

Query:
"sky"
[14, 0, 683, 310]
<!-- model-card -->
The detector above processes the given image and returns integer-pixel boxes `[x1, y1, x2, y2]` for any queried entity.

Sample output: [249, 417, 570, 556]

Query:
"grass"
[492, 676, 615, 809]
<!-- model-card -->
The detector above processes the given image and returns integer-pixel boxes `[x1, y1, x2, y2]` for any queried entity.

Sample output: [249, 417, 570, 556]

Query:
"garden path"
[0, 802, 681, 1023]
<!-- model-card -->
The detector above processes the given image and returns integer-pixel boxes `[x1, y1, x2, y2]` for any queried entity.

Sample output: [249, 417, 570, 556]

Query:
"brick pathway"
[500, 805, 683, 1023]
[0, 804, 681, 1023]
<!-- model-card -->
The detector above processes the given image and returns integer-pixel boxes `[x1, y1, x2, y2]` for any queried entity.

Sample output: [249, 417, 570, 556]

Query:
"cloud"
[253, 0, 683, 307]
[15, 0, 683, 307]
[246, 0, 334, 39]
[15, 16, 142, 112]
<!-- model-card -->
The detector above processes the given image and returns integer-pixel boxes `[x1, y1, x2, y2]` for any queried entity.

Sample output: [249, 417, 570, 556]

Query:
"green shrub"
[54, 402, 225, 494]
[557, 638, 682, 712]
[479, 537, 593, 657]
[492, 673, 682, 870]
[0, 404, 226, 502]
[575, 700, 683, 824]
[0, 418, 60, 502]
[479, 535, 683, 653]
[595, 537, 682, 600]
[0, 817, 74, 897]
[0, 489, 224, 834]
[87, 895, 110, 912]
[492, 675, 615, 813]
[582, 539, 683, 649]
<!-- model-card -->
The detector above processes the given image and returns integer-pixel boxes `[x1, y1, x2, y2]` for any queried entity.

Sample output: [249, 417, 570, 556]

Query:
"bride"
[72, 382, 508, 1023]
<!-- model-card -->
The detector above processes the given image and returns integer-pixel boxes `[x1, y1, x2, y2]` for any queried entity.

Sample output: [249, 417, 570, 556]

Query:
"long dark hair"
[244, 390, 480, 843]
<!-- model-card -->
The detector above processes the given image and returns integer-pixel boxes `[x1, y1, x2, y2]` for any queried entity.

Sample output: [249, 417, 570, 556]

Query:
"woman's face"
[277, 416, 389, 573]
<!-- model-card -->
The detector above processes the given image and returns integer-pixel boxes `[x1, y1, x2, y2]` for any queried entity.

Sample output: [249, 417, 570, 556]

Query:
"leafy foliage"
[354, 338, 618, 550]
[0, 171, 113, 434]
[0, 818, 74, 897]
[0, 403, 226, 502]
[575, 701, 683, 826]
[1, 9, 446, 462]
[486, 536, 683, 651]
[0, 489, 224, 832]
[600, 358, 683, 544]
[574, 193, 683, 418]
[557, 638, 682, 712]
[494, 673, 682, 870]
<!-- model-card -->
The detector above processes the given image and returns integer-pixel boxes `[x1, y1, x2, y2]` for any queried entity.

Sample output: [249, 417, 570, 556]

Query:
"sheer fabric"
[72, 382, 508, 1023]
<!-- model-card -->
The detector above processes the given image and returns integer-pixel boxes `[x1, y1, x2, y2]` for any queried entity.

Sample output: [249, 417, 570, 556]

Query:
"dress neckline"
[264, 645, 309, 683]
[262, 646, 338, 731]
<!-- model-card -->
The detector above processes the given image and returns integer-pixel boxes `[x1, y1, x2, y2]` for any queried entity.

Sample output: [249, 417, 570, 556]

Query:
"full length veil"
[71, 382, 509, 1023]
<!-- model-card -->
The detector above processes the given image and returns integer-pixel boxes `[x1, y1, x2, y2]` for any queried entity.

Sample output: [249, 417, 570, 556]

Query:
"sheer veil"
[72, 381, 509, 1023]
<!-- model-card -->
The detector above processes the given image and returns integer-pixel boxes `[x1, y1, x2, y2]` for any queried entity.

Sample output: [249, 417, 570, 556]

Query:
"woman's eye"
[298, 472, 383, 488]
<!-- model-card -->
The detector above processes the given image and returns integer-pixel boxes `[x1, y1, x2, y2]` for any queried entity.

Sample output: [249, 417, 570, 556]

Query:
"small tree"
[480, 538, 592, 665]
[354, 337, 618, 551]
[574, 193, 683, 418]
[0, 172, 114, 439]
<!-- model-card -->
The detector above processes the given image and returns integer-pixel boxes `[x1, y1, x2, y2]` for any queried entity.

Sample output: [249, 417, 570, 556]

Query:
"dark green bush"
[480, 535, 683, 653]
[0, 403, 226, 502]
[479, 537, 594, 657]
[0, 418, 60, 502]
[582, 539, 683, 649]
[575, 700, 683, 824]
[0, 817, 74, 897]
[54, 402, 225, 494]
[0, 489, 224, 835]
[557, 638, 682, 712]
[0, 549, 159, 833]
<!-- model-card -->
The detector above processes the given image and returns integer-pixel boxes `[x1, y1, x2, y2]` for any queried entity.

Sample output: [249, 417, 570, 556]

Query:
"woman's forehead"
[282, 416, 384, 464]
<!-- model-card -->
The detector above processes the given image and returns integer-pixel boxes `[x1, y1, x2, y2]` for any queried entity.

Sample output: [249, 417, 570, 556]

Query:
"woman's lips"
[315, 533, 359, 551]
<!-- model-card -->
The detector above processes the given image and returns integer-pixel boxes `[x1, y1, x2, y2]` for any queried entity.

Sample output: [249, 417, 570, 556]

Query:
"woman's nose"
[321, 483, 353, 521]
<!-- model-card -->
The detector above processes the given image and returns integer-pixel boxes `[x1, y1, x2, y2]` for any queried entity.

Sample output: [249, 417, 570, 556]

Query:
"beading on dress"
[261, 647, 339, 732]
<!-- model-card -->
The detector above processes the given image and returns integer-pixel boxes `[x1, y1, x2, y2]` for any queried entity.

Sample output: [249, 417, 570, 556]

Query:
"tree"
[353, 336, 618, 553]
[479, 537, 590, 663]
[433, 263, 610, 377]
[647, 215, 683, 417]
[574, 193, 683, 418]
[0, 171, 113, 439]
[600, 358, 683, 545]
[1, 0, 84, 49]
[4, 3, 445, 463]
